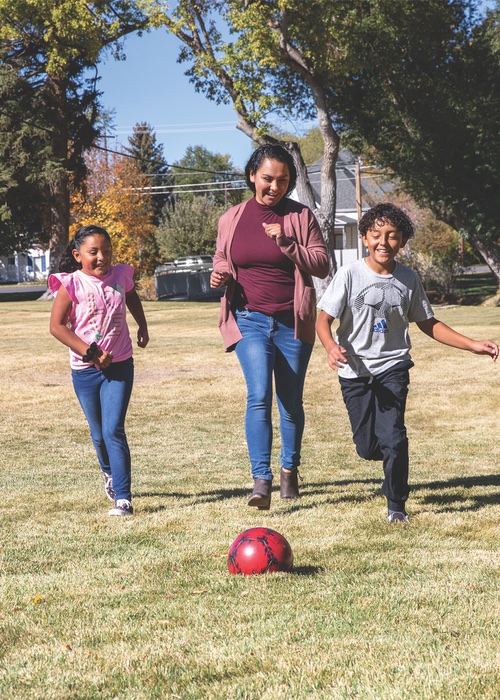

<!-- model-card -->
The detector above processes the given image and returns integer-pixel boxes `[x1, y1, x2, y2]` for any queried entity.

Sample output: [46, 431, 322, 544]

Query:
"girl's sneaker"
[109, 499, 133, 516]
[103, 472, 116, 502]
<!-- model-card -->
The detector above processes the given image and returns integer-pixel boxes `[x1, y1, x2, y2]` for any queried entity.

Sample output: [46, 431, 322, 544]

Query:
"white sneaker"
[387, 510, 408, 523]
[103, 472, 115, 502]
[109, 499, 133, 516]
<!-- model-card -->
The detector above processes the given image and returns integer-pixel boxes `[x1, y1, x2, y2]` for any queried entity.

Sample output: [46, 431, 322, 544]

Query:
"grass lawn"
[0, 300, 498, 699]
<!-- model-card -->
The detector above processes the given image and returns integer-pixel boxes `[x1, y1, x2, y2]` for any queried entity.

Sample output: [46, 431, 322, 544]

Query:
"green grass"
[0, 301, 499, 699]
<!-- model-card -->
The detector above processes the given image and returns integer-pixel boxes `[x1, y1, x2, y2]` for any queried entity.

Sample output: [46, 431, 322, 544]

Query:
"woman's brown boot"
[248, 478, 272, 510]
[280, 468, 300, 499]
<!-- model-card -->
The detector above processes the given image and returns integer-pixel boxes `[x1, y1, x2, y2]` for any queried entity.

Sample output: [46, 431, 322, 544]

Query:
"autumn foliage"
[71, 148, 158, 276]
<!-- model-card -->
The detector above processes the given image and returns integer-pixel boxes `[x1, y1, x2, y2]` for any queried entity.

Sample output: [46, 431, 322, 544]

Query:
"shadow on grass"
[136, 487, 248, 501]
[291, 565, 325, 576]
[412, 473, 500, 512]
[136, 473, 500, 514]
[135, 478, 382, 513]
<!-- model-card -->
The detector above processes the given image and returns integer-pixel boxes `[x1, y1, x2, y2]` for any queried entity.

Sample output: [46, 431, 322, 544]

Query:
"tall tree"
[0, 63, 47, 255]
[157, 0, 350, 287]
[335, 0, 500, 287]
[156, 196, 224, 260]
[125, 121, 173, 223]
[0, 0, 155, 274]
[71, 147, 157, 276]
[173, 145, 244, 207]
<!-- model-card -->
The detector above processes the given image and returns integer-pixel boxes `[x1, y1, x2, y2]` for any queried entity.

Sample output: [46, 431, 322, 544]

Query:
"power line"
[93, 142, 244, 176]
[139, 185, 248, 196]
[0, 108, 395, 181]
[112, 121, 237, 135]
[0, 109, 245, 177]
[134, 179, 247, 191]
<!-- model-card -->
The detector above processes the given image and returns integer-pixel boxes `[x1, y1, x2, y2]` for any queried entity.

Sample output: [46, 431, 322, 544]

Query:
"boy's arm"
[316, 310, 348, 371]
[416, 318, 498, 361]
[126, 288, 149, 348]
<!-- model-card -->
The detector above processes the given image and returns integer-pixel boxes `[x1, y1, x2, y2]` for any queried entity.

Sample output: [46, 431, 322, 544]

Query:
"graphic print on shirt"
[353, 280, 408, 335]
[87, 284, 125, 342]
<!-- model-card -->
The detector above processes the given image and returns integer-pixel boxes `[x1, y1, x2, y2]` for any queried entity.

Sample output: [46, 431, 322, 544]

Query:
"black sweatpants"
[339, 360, 414, 510]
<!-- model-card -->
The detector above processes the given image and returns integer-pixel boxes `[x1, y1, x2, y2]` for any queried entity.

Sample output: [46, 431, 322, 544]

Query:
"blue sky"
[97, 29, 256, 171]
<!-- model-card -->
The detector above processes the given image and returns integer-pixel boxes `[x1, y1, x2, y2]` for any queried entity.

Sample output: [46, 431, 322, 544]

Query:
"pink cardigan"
[213, 198, 329, 351]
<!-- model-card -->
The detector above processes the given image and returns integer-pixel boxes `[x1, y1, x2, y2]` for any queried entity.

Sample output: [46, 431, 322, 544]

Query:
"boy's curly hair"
[358, 203, 415, 241]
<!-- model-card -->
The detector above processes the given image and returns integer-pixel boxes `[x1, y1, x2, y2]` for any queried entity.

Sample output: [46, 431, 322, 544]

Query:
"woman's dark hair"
[58, 225, 111, 273]
[244, 144, 297, 196]
[358, 202, 415, 241]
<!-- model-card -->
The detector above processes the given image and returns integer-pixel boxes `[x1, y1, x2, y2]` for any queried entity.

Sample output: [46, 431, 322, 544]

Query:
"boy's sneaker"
[387, 510, 408, 523]
[109, 499, 133, 516]
[103, 472, 115, 502]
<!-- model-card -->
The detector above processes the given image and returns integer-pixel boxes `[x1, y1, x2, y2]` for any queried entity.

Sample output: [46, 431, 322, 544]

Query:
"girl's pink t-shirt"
[49, 265, 135, 369]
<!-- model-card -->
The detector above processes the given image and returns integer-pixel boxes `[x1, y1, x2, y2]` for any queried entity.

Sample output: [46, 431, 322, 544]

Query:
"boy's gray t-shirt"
[318, 259, 434, 378]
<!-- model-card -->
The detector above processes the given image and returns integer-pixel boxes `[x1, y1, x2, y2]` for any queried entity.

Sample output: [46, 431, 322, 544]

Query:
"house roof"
[306, 149, 394, 213]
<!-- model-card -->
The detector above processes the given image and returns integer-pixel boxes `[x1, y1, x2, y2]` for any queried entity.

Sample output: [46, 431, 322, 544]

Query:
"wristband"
[82, 342, 98, 363]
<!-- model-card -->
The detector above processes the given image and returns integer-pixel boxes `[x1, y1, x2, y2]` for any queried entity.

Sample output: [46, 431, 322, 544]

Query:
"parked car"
[154, 255, 220, 300]
[174, 255, 213, 268]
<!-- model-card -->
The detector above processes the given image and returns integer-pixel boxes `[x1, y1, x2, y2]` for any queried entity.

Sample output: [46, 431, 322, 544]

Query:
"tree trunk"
[38, 75, 71, 300]
[470, 237, 500, 291]
[314, 126, 340, 296]
[275, 27, 340, 294]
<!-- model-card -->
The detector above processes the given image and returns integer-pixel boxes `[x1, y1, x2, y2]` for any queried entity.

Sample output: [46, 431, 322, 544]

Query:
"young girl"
[49, 225, 149, 516]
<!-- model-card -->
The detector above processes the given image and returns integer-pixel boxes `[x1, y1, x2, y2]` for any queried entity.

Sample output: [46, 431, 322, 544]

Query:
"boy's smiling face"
[362, 219, 407, 274]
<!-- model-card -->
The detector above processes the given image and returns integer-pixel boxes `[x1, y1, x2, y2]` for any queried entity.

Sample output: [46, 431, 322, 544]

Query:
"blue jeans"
[235, 309, 313, 480]
[71, 358, 134, 501]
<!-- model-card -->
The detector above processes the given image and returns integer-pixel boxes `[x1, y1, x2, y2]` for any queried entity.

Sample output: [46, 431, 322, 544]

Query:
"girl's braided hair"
[358, 203, 415, 241]
[58, 225, 111, 273]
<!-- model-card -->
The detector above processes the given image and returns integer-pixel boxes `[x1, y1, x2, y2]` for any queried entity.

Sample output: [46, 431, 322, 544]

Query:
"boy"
[316, 203, 498, 522]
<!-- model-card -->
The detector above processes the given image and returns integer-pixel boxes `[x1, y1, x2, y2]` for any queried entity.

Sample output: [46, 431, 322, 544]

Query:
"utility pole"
[355, 159, 364, 259]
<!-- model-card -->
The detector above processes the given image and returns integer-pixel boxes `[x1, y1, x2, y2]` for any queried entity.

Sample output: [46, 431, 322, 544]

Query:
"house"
[292, 149, 394, 268]
[0, 245, 50, 283]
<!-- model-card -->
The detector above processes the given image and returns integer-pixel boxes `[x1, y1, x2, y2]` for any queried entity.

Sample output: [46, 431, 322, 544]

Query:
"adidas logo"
[372, 319, 388, 334]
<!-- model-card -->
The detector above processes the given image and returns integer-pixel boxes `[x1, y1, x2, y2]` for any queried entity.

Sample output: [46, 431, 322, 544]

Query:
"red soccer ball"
[227, 527, 294, 575]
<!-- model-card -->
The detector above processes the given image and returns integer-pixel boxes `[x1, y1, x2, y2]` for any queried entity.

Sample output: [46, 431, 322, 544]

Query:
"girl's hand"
[137, 326, 149, 348]
[210, 271, 229, 288]
[470, 339, 499, 361]
[93, 347, 113, 370]
[262, 223, 283, 240]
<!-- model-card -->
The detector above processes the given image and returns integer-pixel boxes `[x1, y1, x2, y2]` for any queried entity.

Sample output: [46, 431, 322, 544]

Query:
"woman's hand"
[210, 271, 230, 288]
[262, 223, 283, 240]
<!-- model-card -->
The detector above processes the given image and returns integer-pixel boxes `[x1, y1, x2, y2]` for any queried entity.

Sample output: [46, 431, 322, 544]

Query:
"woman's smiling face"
[249, 158, 290, 207]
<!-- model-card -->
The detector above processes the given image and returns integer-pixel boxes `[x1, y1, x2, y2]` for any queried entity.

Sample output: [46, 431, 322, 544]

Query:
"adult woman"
[210, 144, 329, 509]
